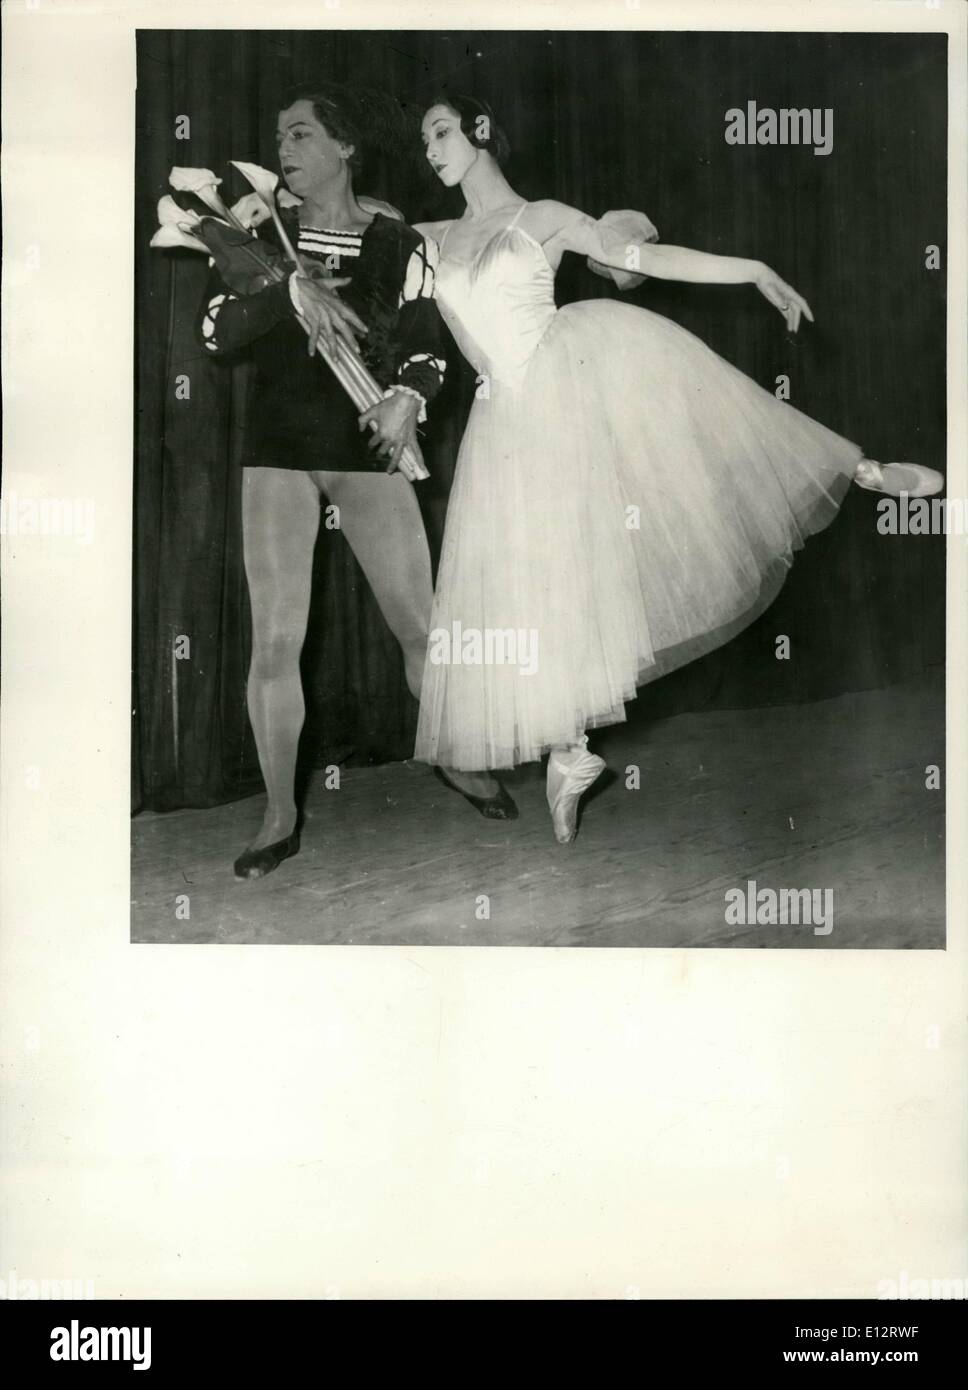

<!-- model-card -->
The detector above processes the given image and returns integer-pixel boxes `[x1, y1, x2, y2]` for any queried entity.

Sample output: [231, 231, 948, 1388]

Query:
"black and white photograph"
[3, 0, 966, 1324]
[133, 26, 947, 948]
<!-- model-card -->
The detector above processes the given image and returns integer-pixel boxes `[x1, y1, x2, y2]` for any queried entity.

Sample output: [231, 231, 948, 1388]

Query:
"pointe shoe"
[433, 766, 519, 821]
[546, 739, 606, 845]
[233, 828, 300, 881]
[854, 460, 944, 498]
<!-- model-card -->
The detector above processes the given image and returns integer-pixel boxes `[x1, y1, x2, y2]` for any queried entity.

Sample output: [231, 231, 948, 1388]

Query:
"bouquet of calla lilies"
[151, 163, 428, 480]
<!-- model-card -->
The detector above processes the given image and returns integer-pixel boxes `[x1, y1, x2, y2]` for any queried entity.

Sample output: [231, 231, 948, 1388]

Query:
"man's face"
[276, 100, 353, 195]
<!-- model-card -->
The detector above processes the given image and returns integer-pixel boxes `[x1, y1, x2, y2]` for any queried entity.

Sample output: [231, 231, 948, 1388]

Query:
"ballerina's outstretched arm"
[528, 199, 814, 334]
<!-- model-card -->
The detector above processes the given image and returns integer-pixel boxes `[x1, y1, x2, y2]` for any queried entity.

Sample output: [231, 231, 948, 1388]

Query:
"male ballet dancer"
[198, 86, 517, 882]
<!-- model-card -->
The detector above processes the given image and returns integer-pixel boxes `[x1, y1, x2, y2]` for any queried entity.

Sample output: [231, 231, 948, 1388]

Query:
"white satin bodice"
[435, 209, 558, 388]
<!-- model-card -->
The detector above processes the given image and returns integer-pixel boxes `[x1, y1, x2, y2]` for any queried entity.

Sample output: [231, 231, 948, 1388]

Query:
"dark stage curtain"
[133, 30, 946, 812]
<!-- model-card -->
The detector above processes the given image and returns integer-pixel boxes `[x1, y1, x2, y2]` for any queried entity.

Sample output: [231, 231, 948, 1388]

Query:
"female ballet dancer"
[411, 96, 944, 844]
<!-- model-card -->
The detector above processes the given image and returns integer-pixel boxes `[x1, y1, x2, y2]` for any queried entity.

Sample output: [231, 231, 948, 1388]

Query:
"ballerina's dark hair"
[428, 93, 511, 166]
[278, 81, 414, 176]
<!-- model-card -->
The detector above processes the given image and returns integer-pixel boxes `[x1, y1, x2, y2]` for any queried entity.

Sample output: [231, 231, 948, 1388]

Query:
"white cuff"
[383, 383, 427, 424]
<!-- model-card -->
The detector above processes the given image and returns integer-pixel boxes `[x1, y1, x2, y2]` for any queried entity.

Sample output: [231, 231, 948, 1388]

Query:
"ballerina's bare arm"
[527, 200, 814, 332]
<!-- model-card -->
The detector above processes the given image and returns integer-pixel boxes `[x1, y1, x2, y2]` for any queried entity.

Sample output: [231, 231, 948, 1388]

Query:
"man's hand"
[295, 275, 369, 357]
[358, 392, 426, 479]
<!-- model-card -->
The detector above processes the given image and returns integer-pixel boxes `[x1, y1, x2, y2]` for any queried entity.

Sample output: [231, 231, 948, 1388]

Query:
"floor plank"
[131, 673, 945, 948]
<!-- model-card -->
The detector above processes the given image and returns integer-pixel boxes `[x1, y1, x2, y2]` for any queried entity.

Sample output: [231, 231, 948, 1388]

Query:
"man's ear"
[338, 142, 356, 162]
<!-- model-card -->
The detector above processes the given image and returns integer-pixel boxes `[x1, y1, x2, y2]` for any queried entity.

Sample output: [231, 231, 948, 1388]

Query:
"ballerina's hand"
[754, 264, 814, 333]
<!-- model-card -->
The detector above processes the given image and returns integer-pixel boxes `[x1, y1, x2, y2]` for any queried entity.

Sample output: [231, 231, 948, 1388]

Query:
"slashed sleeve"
[387, 234, 447, 421]
[196, 267, 297, 357]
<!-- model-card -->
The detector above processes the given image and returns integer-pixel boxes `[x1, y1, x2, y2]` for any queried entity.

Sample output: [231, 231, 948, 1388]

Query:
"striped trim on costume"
[297, 228, 363, 261]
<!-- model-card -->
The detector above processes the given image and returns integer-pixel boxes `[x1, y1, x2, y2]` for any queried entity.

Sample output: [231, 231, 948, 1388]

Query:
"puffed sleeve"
[358, 194, 405, 222]
[586, 209, 660, 291]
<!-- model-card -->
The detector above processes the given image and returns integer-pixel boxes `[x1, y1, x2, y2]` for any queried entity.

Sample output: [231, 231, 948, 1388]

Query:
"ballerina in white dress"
[411, 96, 943, 843]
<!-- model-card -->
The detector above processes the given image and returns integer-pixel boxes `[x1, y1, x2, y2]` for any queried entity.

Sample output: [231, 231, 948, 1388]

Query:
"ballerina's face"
[421, 103, 480, 186]
[276, 99, 354, 196]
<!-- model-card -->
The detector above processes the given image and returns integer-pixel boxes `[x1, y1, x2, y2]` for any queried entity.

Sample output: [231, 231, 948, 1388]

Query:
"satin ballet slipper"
[546, 737, 606, 845]
[854, 460, 944, 498]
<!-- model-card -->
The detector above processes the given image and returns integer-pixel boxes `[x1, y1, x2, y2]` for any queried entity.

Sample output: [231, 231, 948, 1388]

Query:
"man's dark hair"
[279, 82, 413, 176]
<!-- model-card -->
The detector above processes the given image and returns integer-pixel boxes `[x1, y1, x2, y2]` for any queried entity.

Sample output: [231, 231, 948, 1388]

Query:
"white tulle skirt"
[414, 299, 861, 771]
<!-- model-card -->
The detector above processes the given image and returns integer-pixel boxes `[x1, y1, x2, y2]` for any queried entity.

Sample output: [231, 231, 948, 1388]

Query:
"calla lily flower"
[230, 161, 280, 202]
[157, 194, 203, 228]
[170, 165, 222, 193]
[169, 166, 234, 221]
[230, 192, 273, 230]
[231, 160, 302, 268]
[149, 223, 209, 253]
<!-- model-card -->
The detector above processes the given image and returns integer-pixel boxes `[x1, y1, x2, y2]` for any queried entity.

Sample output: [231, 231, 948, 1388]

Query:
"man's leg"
[314, 469, 500, 797]
[242, 466, 321, 851]
[314, 469, 431, 699]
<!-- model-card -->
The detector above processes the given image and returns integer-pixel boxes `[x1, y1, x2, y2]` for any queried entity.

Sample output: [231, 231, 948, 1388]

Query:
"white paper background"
[2, 0, 965, 1299]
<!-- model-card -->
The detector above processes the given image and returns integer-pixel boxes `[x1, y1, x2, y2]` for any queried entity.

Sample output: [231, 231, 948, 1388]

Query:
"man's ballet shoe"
[854, 460, 944, 498]
[233, 829, 300, 881]
[433, 765, 519, 820]
[546, 739, 606, 845]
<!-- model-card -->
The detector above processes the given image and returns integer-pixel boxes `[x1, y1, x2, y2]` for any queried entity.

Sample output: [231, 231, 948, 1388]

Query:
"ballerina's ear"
[587, 208, 659, 290]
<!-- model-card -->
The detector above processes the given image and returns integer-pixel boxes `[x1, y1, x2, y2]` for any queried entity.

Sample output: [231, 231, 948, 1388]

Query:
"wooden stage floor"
[131, 673, 945, 949]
